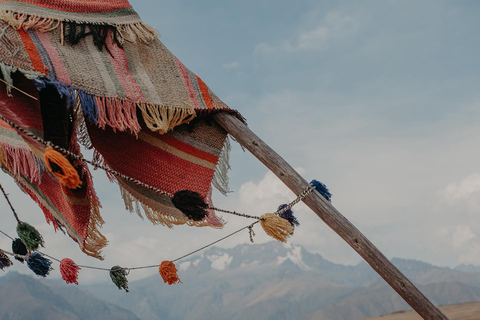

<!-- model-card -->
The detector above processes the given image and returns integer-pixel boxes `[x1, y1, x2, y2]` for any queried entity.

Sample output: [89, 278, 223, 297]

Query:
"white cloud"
[442, 173, 480, 202]
[222, 61, 240, 69]
[254, 12, 359, 56]
[452, 225, 477, 249]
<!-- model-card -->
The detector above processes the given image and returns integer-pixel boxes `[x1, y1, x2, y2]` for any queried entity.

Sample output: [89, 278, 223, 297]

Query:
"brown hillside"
[359, 301, 480, 320]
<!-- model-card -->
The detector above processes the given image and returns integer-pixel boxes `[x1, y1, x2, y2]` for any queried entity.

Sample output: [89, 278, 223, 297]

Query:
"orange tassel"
[60, 258, 81, 285]
[43, 146, 82, 189]
[159, 261, 181, 285]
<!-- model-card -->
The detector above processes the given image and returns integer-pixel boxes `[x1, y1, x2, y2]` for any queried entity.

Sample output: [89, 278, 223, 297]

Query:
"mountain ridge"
[2, 242, 480, 320]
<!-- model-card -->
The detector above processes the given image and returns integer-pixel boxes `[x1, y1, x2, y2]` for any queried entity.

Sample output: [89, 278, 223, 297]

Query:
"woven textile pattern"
[0, 73, 106, 258]
[0, 0, 132, 13]
[0, 1, 236, 258]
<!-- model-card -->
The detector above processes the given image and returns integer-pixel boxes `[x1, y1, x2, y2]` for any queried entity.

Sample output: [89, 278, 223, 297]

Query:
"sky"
[1, 0, 480, 284]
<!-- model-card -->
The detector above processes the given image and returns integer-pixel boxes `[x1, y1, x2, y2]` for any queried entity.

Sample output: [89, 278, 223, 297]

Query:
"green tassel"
[110, 266, 129, 292]
[16, 222, 44, 251]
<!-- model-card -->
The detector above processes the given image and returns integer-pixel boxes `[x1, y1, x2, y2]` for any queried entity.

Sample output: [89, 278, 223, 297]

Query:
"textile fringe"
[117, 22, 158, 44]
[0, 144, 6, 167]
[83, 200, 107, 260]
[95, 96, 141, 134]
[118, 182, 222, 229]
[212, 136, 231, 195]
[73, 98, 94, 150]
[1, 144, 41, 183]
[138, 103, 196, 134]
[0, 11, 59, 32]
[0, 10, 157, 44]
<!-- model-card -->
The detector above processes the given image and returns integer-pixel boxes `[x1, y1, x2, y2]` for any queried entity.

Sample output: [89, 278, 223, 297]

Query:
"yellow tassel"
[43, 146, 82, 189]
[260, 213, 294, 243]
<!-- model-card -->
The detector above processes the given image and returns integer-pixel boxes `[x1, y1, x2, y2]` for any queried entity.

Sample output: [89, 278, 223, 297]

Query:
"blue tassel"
[78, 90, 98, 124]
[27, 252, 53, 277]
[35, 79, 76, 108]
[310, 179, 332, 202]
[278, 204, 299, 228]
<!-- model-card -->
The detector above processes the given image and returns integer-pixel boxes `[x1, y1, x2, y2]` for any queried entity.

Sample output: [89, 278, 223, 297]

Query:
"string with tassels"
[0, 114, 332, 238]
[0, 88, 334, 290]
[0, 177, 331, 291]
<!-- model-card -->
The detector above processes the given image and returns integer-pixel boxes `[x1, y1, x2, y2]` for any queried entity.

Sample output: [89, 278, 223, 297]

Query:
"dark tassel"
[12, 238, 27, 263]
[17, 222, 44, 251]
[27, 252, 53, 277]
[310, 179, 332, 202]
[172, 190, 208, 221]
[0, 251, 13, 270]
[278, 204, 300, 229]
[65, 22, 121, 53]
[60, 258, 81, 285]
[110, 266, 129, 292]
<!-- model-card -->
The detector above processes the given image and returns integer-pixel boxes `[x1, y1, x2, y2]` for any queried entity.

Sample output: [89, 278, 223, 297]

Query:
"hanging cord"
[0, 114, 173, 198]
[0, 183, 21, 223]
[0, 220, 259, 272]
[0, 78, 39, 101]
[0, 114, 316, 221]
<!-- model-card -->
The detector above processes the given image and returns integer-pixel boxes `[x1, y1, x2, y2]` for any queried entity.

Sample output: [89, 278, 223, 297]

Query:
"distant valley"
[2, 242, 480, 320]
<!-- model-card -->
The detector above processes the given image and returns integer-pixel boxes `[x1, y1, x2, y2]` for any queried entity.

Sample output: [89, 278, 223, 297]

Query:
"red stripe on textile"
[88, 125, 215, 196]
[175, 58, 201, 110]
[144, 132, 218, 164]
[195, 75, 214, 110]
[35, 30, 71, 84]
[0, 0, 132, 13]
[19, 170, 89, 241]
[17, 29, 46, 74]
[106, 33, 145, 102]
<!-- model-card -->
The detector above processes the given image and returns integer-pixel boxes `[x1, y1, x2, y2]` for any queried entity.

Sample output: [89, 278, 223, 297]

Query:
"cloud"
[222, 61, 240, 69]
[442, 173, 480, 203]
[453, 225, 477, 248]
[254, 12, 359, 56]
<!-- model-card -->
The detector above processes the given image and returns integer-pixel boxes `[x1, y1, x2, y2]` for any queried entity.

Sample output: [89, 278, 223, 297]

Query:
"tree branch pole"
[214, 113, 449, 320]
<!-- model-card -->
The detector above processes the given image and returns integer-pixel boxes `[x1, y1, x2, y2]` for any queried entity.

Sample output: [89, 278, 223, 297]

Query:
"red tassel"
[60, 258, 81, 285]
[159, 261, 181, 285]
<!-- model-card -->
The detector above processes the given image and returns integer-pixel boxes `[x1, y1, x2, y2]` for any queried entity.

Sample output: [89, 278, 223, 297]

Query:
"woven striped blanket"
[0, 1, 237, 258]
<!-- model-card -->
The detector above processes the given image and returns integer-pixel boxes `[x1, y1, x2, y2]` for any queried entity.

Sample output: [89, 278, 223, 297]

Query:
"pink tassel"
[60, 258, 81, 285]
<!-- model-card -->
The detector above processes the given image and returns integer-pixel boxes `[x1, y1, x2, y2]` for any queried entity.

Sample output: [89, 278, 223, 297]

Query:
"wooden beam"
[214, 112, 449, 320]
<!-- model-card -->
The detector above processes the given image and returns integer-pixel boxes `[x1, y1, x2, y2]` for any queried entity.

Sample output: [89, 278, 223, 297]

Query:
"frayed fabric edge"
[0, 10, 158, 44]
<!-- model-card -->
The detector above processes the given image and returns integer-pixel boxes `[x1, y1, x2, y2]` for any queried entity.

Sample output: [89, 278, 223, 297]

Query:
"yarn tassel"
[310, 179, 332, 202]
[0, 251, 13, 270]
[12, 238, 27, 263]
[260, 213, 294, 243]
[278, 204, 300, 229]
[17, 222, 44, 251]
[110, 266, 129, 292]
[60, 258, 81, 285]
[27, 252, 53, 277]
[43, 146, 82, 189]
[159, 261, 181, 285]
[172, 190, 208, 221]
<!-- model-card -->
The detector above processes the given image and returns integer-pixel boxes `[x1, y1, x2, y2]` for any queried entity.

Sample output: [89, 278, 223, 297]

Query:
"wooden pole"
[213, 112, 449, 320]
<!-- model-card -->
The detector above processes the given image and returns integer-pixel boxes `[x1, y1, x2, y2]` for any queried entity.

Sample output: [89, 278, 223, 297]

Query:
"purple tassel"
[310, 179, 332, 202]
[27, 252, 53, 277]
[0, 251, 13, 271]
[278, 204, 300, 229]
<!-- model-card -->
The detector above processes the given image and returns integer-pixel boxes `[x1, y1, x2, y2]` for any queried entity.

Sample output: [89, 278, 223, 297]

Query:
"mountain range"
[2, 242, 480, 320]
